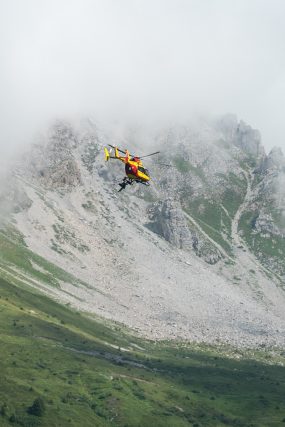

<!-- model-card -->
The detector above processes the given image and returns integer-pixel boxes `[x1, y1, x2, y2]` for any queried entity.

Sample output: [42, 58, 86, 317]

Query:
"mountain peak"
[233, 120, 265, 158]
[216, 115, 265, 159]
[268, 146, 284, 160]
[261, 146, 285, 173]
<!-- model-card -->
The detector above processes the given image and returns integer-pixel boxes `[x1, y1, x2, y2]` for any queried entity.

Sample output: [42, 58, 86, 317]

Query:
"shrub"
[0, 403, 8, 416]
[9, 413, 17, 423]
[28, 397, 45, 417]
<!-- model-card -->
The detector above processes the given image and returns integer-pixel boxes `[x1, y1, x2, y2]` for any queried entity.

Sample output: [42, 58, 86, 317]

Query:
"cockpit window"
[138, 167, 149, 176]
[126, 164, 133, 173]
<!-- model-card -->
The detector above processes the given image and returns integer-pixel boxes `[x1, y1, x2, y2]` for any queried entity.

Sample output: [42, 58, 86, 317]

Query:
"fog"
[1, 0, 285, 160]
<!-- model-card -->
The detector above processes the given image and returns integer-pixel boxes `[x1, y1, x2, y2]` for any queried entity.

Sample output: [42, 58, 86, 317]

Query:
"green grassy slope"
[169, 150, 249, 259]
[0, 221, 285, 426]
[238, 210, 285, 278]
[1, 276, 285, 427]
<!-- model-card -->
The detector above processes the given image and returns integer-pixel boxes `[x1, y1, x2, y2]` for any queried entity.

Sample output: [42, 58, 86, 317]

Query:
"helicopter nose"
[131, 164, 138, 174]
[125, 164, 137, 175]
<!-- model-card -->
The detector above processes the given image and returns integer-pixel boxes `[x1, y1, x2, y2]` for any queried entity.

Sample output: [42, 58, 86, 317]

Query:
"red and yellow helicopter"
[104, 145, 160, 191]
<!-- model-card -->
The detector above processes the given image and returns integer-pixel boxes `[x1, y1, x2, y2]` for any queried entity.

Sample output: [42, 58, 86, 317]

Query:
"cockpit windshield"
[138, 167, 150, 177]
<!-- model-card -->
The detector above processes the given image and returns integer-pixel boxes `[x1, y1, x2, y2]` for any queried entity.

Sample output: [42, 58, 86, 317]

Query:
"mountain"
[1, 115, 285, 349]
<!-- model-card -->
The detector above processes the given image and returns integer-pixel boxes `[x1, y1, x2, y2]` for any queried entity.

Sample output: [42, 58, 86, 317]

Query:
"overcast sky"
[1, 0, 285, 157]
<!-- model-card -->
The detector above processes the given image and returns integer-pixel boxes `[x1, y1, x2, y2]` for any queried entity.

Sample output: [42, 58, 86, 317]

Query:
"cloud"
[1, 0, 285, 157]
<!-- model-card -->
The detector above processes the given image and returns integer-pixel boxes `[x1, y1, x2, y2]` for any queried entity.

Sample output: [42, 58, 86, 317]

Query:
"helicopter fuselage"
[125, 159, 150, 182]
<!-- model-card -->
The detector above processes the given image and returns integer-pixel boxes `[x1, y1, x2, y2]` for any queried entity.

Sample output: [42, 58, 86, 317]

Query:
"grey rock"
[233, 120, 265, 159]
[260, 146, 285, 173]
[146, 198, 194, 250]
[254, 210, 284, 237]
[21, 121, 82, 190]
[146, 198, 221, 264]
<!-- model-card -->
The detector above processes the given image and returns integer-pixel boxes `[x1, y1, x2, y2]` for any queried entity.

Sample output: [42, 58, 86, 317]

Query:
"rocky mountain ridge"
[1, 115, 285, 348]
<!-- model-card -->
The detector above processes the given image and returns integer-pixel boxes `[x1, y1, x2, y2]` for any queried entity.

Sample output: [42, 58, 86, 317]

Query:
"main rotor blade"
[108, 144, 126, 154]
[108, 146, 160, 159]
[139, 151, 160, 159]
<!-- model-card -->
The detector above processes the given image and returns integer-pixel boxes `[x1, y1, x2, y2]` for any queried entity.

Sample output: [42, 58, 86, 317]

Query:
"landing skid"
[118, 177, 150, 192]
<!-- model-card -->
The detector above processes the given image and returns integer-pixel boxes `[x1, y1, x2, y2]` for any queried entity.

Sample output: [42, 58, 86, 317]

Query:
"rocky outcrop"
[146, 199, 221, 264]
[254, 210, 284, 238]
[146, 199, 195, 250]
[233, 120, 264, 159]
[217, 115, 265, 160]
[260, 147, 285, 174]
[22, 121, 82, 190]
[40, 158, 82, 189]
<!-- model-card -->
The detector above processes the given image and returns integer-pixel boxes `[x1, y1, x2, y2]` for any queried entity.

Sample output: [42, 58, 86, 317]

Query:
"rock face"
[25, 121, 82, 190]
[217, 114, 265, 159]
[40, 158, 82, 189]
[1, 116, 285, 348]
[233, 120, 264, 159]
[261, 147, 285, 173]
[146, 199, 221, 264]
[147, 199, 195, 250]
[254, 210, 284, 237]
[231, 142, 285, 277]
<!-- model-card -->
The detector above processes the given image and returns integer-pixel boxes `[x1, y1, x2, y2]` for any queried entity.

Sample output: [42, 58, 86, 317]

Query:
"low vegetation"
[238, 210, 285, 277]
[1, 274, 285, 426]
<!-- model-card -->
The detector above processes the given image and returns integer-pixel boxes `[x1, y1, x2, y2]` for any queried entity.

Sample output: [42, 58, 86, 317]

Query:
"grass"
[1, 224, 285, 426]
[1, 275, 285, 426]
[238, 154, 258, 171]
[185, 198, 223, 231]
[238, 210, 285, 277]
[0, 228, 90, 290]
[178, 169, 247, 258]
[182, 199, 234, 257]
[173, 156, 207, 183]
[269, 207, 285, 231]
[217, 172, 247, 218]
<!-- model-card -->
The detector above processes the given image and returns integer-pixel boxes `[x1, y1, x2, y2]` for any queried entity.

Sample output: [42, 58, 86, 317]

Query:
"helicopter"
[104, 144, 160, 191]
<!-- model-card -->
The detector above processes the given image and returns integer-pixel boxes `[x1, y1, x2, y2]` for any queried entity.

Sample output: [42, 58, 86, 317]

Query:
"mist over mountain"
[2, 0, 285, 159]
